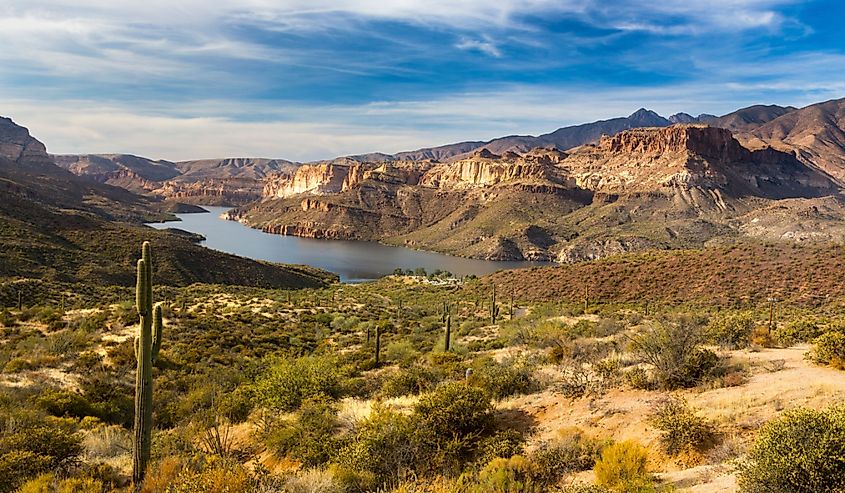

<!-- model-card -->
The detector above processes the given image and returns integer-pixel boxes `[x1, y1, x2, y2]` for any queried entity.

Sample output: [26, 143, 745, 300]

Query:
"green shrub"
[594, 441, 653, 493]
[381, 365, 440, 397]
[470, 357, 535, 400]
[775, 318, 824, 345]
[253, 355, 342, 411]
[0, 451, 51, 493]
[476, 429, 525, 465]
[413, 382, 493, 439]
[706, 311, 755, 349]
[33, 389, 99, 420]
[335, 404, 418, 489]
[650, 397, 715, 456]
[809, 331, 845, 369]
[738, 405, 845, 493]
[0, 425, 83, 470]
[265, 396, 340, 467]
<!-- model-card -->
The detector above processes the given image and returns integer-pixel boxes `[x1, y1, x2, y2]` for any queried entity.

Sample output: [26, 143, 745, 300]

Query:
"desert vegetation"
[1, 257, 844, 492]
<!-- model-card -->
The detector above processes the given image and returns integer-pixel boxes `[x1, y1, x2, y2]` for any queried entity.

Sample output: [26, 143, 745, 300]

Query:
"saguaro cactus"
[374, 323, 382, 366]
[490, 284, 499, 325]
[444, 313, 452, 351]
[133, 241, 164, 487]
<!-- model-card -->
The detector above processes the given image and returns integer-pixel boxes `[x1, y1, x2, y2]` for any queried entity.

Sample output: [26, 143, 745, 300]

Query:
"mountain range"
[13, 96, 845, 263]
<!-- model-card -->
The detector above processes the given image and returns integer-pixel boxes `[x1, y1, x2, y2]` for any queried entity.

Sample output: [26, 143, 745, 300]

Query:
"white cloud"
[456, 37, 502, 57]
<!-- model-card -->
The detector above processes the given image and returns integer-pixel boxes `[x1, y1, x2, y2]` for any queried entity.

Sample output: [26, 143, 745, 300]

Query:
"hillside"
[235, 125, 843, 262]
[739, 98, 845, 182]
[0, 117, 335, 288]
[54, 154, 299, 206]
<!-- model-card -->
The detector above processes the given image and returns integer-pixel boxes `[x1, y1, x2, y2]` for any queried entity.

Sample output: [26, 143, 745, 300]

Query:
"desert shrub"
[476, 429, 525, 464]
[253, 355, 342, 411]
[18, 473, 105, 493]
[623, 367, 652, 390]
[706, 311, 754, 349]
[630, 319, 720, 389]
[469, 455, 541, 493]
[470, 356, 535, 400]
[650, 397, 715, 456]
[163, 457, 253, 493]
[265, 396, 341, 467]
[738, 405, 845, 493]
[530, 429, 605, 485]
[33, 388, 99, 420]
[413, 382, 493, 439]
[217, 386, 254, 423]
[557, 485, 610, 493]
[0, 309, 17, 327]
[0, 425, 83, 470]
[282, 468, 345, 493]
[0, 424, 83, 493]
[383, 340, 421, 367]
[594, 441, 653, 493]
[809, 331, 845, 369]
[335, 404, 418, 489]
[775, 318, 825, 345]
[381, 365, 440, 397]
[0, 451, 51, 493]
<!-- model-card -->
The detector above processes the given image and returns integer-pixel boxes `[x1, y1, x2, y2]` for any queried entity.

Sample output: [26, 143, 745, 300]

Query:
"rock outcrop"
[235, 123, 842, 263]
[0, 117, 53, 165]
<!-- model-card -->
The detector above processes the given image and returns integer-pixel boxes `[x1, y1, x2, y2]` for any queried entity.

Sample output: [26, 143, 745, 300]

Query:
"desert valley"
[2, 1, 845, 492]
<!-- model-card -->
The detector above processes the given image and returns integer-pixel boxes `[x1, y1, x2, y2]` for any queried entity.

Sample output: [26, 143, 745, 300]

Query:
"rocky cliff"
[234, 124, 842, 263]
[0, 117, 53, 166]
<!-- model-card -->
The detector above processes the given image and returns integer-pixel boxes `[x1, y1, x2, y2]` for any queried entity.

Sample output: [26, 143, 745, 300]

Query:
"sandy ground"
[501, 344, 845, 492]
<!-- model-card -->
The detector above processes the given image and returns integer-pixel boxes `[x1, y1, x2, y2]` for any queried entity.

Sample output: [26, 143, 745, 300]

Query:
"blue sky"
[1, 0, 844, 161]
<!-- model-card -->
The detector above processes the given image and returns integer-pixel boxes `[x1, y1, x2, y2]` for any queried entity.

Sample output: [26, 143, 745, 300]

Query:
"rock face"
[0, 117, 53, 165]
[235, 124, 842, 262]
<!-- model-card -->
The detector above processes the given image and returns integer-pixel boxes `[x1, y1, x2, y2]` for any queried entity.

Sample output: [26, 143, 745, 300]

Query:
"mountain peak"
[627, 108, 669, 126]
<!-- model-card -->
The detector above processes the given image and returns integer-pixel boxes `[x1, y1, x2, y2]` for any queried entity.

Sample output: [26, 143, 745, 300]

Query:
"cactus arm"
[152, 303, 163, 362]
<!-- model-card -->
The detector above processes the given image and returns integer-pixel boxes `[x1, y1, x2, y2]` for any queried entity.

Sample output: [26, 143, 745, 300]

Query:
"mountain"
[0, 117, 335, 288]
[351, 109, 672, 163]
[233, 124, 843, 262]
[703, 104, 798, 133]
[54, 154, 299, 205]
[739, 98, 845, 182]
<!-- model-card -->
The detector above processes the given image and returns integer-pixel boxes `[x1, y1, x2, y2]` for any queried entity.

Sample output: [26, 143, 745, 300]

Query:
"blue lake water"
[148, 206, 550, 282]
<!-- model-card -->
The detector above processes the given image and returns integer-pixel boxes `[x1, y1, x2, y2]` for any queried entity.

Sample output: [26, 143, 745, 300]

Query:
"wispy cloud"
[456, 36, 502, 57]
[0, 0, 841, 162]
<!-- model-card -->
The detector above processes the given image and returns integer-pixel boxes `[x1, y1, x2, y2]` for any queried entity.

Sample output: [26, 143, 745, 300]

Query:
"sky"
[1, 0, 844, 161]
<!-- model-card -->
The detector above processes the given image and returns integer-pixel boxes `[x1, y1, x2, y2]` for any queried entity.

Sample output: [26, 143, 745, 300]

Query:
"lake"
[148, 206, 550, 282]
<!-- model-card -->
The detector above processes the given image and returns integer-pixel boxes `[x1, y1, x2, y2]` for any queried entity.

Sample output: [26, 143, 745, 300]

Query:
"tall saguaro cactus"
[374, 323, 382, 366]
[444, 313, 452, 351]
[490, 284, 499, 325]
[133, 241, 163, 487]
